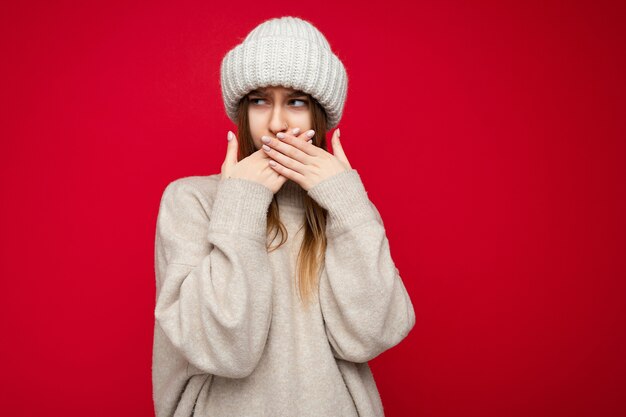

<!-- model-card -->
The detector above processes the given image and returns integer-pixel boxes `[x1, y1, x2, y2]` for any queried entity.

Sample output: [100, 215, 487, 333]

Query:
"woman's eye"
[290, 99, 308, 107]
[249, 98, 308, 107]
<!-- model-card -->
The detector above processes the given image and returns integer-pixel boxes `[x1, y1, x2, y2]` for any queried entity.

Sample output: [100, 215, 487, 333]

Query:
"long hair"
[235, 92, 329, 308]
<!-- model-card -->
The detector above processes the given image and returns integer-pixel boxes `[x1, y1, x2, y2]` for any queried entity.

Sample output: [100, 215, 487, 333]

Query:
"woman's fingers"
[224, 131, 238, 166]
[220, 131, 239, 179]
[276, 130, 317, 156]
[330, 128, 351, 169]
[266, 134, 308, 162]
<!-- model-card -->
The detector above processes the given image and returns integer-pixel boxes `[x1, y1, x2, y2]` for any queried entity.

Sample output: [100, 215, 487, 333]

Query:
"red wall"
[1, 1, 624, 416]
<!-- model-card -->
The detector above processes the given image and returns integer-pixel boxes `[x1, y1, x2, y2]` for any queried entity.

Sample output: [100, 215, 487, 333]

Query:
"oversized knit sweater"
[152, 168, 416, 417]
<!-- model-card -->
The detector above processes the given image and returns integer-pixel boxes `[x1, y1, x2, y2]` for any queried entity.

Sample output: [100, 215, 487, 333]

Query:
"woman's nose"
[269, 110, 288, 134]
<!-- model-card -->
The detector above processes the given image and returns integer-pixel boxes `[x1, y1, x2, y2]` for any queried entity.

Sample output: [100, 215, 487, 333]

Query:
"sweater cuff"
[307, 169, 377, 236]
[208, 177, 274, 242]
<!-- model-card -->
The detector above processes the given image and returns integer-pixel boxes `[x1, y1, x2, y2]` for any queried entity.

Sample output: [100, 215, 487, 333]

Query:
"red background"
[1, 0, 625, 416]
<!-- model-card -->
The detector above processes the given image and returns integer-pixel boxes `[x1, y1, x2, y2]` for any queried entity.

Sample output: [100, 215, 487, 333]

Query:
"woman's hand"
[261, 128, 352, 191]
[221, 131, 288, 194]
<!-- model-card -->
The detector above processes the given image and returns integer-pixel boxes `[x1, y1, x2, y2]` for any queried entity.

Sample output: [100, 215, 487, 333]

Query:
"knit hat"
[220, 16, 348, 130]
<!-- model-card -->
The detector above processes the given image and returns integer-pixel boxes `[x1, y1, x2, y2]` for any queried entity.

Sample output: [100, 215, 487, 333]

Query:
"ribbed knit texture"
[152, 169, 415, 416]
[220, 16, 348, 129]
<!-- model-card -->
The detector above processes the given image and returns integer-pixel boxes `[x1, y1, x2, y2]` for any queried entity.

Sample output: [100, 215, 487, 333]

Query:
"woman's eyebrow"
[248, 89, 307, 98]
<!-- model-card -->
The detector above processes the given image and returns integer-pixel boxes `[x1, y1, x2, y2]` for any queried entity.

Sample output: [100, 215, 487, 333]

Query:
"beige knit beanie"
[220, 16, 348, 130]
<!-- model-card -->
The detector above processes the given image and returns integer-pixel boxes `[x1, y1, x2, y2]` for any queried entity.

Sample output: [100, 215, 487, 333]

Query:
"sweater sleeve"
[154, 177, 275, 379]
[307, 169, 416, 363]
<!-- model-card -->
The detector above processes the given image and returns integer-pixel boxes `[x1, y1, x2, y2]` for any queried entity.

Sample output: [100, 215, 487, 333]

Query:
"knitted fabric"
[220, 16, 348, 129]
[152, 173, 416, 416]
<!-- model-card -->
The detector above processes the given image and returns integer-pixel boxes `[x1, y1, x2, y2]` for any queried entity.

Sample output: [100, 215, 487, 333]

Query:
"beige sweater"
[152, 169, 415, 417]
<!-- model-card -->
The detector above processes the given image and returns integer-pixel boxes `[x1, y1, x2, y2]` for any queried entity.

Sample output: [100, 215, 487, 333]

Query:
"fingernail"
[227, 131, 234, 141]
[292, 128, 301, 135]
[277, 132, 286, 139]
[307, 139, 313, 144]
[305, 130, 315, 138]
[261, 136, 271, 143]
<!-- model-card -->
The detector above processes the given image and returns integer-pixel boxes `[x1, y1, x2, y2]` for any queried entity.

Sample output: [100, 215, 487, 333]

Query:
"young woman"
[152, 16, 415, 417]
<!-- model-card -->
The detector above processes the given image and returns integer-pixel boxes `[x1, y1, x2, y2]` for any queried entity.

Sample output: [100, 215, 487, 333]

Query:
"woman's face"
[247, 86, 313, 150]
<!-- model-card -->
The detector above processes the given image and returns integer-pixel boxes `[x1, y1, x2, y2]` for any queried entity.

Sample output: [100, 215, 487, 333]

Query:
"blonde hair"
[235, 91, 330, 307]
